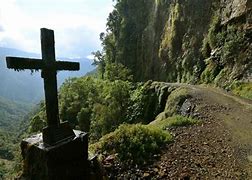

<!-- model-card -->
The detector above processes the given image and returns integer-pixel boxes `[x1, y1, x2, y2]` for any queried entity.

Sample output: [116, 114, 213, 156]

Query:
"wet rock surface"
[180, 99, 195, 117]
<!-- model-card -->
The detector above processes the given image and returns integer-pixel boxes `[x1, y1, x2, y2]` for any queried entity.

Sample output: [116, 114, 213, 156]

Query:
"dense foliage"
[29, 78, 192, 143]
[28, 75, 201, 166]
[29, 76, 133, 141]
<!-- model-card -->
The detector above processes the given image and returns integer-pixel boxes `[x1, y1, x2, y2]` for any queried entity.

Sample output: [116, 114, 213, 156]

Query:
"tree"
[104, 63, 133, 81]
[77, 108, 91, 132]
[92, 50, 105, 79]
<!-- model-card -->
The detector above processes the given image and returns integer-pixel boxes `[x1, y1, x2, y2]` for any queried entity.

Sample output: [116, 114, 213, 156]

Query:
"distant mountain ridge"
[0, 47, 39, 57]
[0, 47, 94, 103]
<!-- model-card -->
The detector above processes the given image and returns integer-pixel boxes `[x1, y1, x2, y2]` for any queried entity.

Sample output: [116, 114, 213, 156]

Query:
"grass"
[231, 82, 252, 100]
[150, 115, 198, 130]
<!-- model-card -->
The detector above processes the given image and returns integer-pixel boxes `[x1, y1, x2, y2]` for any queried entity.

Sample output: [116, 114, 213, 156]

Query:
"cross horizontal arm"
[6, 57, 43, 70]
[6, 57, 80, 71]
[55, 61, 80, 71]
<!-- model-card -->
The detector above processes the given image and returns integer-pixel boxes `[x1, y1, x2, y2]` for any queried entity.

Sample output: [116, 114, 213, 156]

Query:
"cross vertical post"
[41, 28, 59, 127]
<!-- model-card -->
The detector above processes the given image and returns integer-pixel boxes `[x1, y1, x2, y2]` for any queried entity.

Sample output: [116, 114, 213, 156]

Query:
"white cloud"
[0, 0, 113, 57]
[86, 54, 95, 60]
[0, 0, 36, 50]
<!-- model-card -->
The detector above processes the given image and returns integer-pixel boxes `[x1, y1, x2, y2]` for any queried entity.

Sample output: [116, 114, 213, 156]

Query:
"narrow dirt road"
[190, 85, 252, 178]
[143, 85, 252, 179]
[103, 84, 252, 179]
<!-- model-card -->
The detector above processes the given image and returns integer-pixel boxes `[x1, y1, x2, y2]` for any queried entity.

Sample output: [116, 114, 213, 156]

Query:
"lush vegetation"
[28, 74, 199, 165]
[29, 76, 196, 140]
[29, 76, 133, 141]
[0, 97, 32, 179]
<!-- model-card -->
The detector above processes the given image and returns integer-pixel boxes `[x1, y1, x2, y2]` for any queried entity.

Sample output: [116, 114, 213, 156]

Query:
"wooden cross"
[6, 28, 79, 145]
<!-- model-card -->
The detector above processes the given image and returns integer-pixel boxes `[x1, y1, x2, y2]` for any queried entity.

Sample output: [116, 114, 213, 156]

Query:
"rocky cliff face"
[110, 0, 252, 86]
[220, 0, 251, 24]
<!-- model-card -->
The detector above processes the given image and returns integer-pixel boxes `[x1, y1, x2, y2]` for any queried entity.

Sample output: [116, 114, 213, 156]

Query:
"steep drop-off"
[105, 0, 252, 86]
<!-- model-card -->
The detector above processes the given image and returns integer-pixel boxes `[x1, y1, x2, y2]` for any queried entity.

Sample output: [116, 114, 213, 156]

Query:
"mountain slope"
[0, 96, 32, 131]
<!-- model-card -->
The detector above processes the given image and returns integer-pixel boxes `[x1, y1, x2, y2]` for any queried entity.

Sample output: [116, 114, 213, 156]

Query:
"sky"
[0, 0, 113, 58]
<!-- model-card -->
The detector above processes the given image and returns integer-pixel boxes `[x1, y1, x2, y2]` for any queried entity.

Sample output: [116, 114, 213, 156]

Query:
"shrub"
[90, 124, 172, 165]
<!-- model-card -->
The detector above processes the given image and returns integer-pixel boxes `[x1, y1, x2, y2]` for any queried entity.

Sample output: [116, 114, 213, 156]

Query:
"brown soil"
[103, 84, 252, 179]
